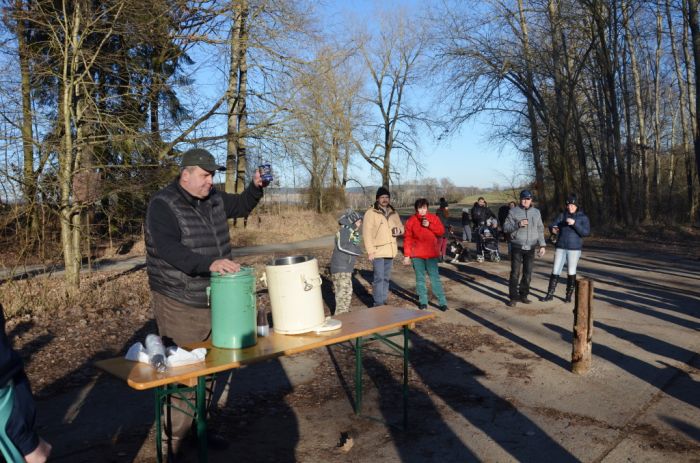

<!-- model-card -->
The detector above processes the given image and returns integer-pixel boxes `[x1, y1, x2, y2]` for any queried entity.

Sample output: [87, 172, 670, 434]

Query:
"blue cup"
[259, 163, 273, 185]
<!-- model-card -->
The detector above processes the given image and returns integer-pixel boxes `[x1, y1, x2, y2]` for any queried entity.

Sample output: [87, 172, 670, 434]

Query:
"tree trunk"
[623, 0, 650, 222]
[16, 0, 40, 243]
[60, 10, 80, 288]
[519, 0, 547, 217]
[591, 0, 631, 224]
[687, 0, 700, 224]
[666, 1, 691, 211]
[226, 0, 249, 196]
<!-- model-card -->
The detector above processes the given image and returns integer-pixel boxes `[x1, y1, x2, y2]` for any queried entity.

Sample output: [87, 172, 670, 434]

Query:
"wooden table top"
[95, 305, 435, 391]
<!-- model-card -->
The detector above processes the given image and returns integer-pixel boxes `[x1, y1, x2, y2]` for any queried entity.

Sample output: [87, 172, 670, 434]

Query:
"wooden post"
[571, 278, 594, 374]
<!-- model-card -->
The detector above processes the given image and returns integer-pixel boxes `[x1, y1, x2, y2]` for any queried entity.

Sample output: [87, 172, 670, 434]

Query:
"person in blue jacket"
[542, 194, 591, 302]
[0, 304, 52, 463]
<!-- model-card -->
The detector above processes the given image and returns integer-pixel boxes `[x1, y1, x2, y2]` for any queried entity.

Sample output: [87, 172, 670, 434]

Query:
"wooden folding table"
[96, 305, 435, 462]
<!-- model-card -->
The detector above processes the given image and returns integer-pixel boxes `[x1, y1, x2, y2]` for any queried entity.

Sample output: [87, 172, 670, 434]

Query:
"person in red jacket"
[402, 198, 449, 311]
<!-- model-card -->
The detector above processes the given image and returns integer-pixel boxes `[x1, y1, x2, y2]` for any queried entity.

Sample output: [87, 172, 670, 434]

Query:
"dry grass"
[0, 269, 152, 318]
[229, 209, 339, 247]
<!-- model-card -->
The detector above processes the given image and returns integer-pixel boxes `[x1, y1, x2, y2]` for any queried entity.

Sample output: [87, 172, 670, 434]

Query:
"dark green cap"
[181, 148, 225, 172]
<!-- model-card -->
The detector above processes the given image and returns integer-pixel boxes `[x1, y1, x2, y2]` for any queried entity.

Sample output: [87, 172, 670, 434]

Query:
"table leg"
[402, 325, 409, 431]
[155, 386, 164, 463]
[196, 376, 208, 463]
[354, 336, 363, 415]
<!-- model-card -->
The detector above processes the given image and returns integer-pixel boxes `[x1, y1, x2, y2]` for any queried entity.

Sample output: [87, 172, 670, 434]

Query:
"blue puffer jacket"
[550, 210, 590, 250]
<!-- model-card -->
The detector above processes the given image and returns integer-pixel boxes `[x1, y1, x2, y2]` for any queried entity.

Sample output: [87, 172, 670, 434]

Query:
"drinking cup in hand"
[520, 219, 529, 227]
[566, 218, 575, 226]
[259, 162, 273, 185]
[392, 227, 401, 236]
[421, 216, 429, 227]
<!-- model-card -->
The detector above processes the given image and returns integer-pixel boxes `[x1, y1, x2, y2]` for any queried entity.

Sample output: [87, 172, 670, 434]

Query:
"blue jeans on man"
[372, 258, 394, 306]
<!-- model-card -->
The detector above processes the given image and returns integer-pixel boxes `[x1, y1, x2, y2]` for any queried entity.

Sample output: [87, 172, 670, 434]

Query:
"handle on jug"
[206, 286, 211, 306]
[259, 272, 268, 288]
[301, 274, 322, 291]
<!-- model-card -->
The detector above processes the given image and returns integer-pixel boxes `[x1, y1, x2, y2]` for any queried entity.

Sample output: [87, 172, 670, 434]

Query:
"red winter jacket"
[403, 212, 445, 259]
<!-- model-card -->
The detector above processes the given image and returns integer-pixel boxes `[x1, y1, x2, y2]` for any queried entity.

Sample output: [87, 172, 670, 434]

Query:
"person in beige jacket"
[363, 186, 404, 306]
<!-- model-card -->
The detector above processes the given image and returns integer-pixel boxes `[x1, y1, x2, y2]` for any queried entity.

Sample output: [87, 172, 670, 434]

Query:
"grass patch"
[457, 191, 519, 208]
[229, 210, 339, 247]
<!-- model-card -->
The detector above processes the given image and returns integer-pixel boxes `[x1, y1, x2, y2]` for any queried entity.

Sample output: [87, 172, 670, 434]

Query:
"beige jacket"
[362, 203, 404, 258]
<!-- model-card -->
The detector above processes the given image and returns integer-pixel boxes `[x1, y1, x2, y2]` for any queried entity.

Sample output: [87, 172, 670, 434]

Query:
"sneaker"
[438, 305, 448, 312]
[506, 300, 517, 307]
[520, 296, 532, 304]
[418, 304, 428, 310]
[450, 258, 459, 264]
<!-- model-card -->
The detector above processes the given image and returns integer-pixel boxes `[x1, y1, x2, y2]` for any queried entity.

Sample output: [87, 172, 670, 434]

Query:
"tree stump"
[571, 278, 594, 374]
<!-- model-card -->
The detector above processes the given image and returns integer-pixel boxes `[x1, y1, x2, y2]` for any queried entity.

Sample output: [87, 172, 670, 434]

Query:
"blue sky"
[319, 0, 524, 188]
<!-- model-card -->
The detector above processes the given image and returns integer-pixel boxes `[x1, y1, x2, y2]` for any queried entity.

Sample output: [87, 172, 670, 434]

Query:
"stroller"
[476, 217, 501, 262]
[447, 226, 469, 263]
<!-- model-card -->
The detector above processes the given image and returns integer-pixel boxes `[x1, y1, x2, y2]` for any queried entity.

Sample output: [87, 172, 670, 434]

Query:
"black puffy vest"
[145, 182, 232, 308]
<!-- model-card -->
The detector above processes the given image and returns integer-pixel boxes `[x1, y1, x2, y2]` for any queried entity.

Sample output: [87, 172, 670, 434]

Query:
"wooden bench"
[96, 305, 435, 462]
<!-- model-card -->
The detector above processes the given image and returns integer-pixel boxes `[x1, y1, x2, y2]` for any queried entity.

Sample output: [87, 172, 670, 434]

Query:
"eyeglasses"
[521, 197, 532, 200]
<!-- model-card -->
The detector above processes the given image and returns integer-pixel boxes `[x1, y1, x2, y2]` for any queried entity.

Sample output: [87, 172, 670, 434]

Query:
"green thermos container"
[207, 267, 257, 349]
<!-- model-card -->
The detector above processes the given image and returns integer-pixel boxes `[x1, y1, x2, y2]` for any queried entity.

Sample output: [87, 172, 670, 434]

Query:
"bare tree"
[353, 10, 429, 188]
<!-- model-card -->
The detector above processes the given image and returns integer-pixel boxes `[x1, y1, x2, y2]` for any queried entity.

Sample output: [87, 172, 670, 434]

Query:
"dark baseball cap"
[180, 148, 225, 172]
[519, 189, 533, 199]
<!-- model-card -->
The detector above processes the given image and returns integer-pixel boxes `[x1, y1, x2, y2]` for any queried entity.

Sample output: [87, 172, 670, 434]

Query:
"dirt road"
[23, 237, 700, 462]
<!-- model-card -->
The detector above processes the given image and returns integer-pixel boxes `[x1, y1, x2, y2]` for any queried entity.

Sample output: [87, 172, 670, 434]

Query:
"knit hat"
[519, 189, 533, 199]
[376, 186, 391, 199]
[566, 194, 578, 205]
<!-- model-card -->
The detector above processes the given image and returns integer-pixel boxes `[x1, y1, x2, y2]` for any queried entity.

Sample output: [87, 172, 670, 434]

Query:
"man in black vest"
[145, 148, 267, 455]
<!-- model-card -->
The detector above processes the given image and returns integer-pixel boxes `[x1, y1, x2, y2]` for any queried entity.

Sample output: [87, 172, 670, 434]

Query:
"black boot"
[542, 274, 559, 301]
[564, 274, 576, 303]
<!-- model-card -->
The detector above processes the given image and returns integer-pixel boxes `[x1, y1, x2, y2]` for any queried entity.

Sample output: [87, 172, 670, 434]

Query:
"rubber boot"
[564, 274, 576, 303]
[542, 274, 559, 301]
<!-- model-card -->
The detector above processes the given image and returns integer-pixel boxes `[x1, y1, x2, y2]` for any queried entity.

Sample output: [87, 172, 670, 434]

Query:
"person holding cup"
[363, 186, 404, 307]
[145, 148, 269, 455]
[502, 189, 546, 307]
[402, 198, 449, 311]
[542, 194, 590, 302]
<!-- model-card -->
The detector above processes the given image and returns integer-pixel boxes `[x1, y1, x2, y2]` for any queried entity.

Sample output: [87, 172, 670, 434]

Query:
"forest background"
[1, 0, 700, 292]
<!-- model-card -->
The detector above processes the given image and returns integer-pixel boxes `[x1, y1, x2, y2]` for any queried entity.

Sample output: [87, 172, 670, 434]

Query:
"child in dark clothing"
[330, 209, 363, 314]
[0, 305, 51, 463]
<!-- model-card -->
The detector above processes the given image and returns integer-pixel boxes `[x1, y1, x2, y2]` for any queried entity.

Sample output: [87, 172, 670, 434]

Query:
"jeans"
[509, 246, 535, 299]
[412, 257, 447, 306]
[437, 237, 448, 258]
[372, 258, 394, 306]
[462, 225, 472, 242]
[552, 248, 581, 275]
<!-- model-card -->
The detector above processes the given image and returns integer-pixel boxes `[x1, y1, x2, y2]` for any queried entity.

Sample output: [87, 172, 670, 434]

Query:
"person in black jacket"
[0, 305, 52, 463]
[145, 148, 268, 453]
[542, 195, 591, 302]
[471, 197, 496, 230]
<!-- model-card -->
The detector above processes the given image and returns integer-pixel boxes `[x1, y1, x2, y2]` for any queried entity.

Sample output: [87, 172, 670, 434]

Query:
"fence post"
[571, 277, 594, 374]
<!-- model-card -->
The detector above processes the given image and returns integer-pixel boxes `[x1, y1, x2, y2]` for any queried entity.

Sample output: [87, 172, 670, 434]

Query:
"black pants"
[509, 246, 535, 300]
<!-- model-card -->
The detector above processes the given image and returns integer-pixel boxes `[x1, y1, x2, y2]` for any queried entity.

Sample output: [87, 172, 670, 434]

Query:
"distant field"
[457, 190, 520, 208]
